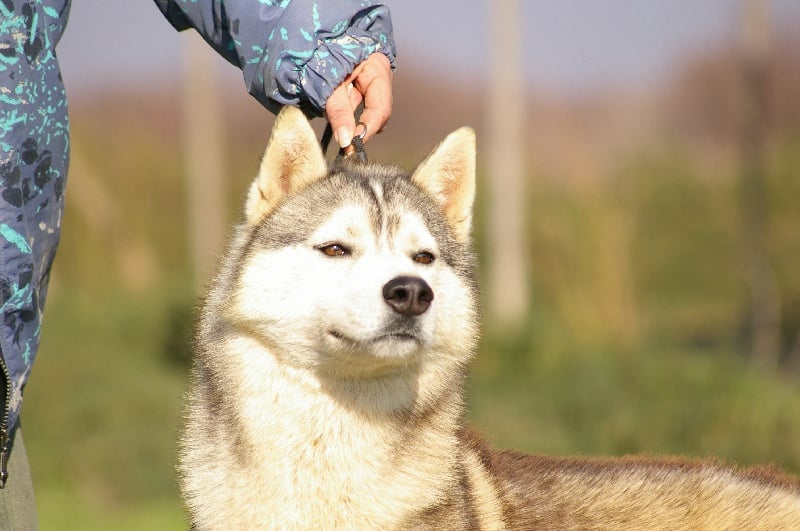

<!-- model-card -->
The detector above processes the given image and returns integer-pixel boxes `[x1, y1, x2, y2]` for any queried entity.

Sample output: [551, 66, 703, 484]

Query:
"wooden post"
[181, 33, 227, 290]
[486, 0, 528, 329]
[739, 0, 780, 369]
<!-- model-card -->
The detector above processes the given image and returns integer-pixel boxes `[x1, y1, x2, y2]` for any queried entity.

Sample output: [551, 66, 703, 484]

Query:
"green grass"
[23, 286, 191, 530]
[470, 330, 800, 472]
[20, 284, 800, 529]
[17, 123, 800, 527]
[34, 486, 185, 531]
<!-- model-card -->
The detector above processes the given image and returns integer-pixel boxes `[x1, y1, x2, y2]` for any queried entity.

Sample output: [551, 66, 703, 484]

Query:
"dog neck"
[184, 333, 468, 529]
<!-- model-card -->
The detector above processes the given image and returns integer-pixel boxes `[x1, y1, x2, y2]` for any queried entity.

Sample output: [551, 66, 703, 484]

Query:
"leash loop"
[348, 122, 368, 163]
[321, 122, 368, 164]
[354, 121, 368, 142]
[320, 103, 368, 164]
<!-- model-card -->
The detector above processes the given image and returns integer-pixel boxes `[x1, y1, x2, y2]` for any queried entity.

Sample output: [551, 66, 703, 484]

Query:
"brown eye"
[318, 243, 350, 257]
[413, 251, 435, 265]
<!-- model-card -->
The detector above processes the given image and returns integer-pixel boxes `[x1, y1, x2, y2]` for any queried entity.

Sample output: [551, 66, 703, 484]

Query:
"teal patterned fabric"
[0, 0, 395, 449]
[154, 0, 396, 114]
[0, 0, 71, 437]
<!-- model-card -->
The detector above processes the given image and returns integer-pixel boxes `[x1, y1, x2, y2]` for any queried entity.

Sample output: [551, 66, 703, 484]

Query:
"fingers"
[325, 53, 392, 147]
[348, 82, 364, 110]
[352, 53, 392, 144]
[325, 83, 356, 148]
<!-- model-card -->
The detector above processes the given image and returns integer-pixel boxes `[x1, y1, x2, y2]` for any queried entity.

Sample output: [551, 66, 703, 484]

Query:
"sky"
[57, 1, 798, 97]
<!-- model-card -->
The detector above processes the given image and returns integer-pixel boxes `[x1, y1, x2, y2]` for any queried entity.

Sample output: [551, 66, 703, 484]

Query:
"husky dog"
[180, 106, 800, 530]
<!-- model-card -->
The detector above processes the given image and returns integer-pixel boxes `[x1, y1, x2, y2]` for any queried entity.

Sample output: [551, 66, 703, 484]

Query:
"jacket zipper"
[0, 346, 10, 488]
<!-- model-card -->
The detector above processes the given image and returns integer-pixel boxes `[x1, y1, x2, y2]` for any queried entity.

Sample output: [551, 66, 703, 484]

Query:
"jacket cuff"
[262, 7, 396, 116]
[302, 33, 395, 114]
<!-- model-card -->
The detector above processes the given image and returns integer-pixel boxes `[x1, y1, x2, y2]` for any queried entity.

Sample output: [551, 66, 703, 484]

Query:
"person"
[0, 0, 395, 526]
[155, 0, 395, 148]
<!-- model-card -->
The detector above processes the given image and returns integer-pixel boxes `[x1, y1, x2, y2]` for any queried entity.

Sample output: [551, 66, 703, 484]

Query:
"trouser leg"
[0, 429, 39, 531]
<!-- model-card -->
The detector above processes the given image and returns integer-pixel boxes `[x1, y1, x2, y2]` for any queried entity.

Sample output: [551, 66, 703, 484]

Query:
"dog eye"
[317, 243, 351, 257]
[413, 251, 435, 265]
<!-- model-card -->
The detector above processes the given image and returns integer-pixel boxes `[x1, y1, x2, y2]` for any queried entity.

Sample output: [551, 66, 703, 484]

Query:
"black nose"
[382, 276, 434, 317]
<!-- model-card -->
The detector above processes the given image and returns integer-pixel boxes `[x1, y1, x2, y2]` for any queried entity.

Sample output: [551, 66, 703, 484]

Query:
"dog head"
[230, 107, 478, 379]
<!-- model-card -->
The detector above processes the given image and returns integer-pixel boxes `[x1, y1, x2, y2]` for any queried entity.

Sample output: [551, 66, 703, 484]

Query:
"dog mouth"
[321, 327, 426, 375]
[328, 329, 421, 346]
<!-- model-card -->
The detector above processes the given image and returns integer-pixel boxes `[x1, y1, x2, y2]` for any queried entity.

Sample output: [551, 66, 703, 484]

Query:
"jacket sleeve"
[153, 0, 396, 115]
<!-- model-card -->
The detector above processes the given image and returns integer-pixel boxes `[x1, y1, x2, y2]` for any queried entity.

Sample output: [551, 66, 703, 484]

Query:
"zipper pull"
[0, 427, 8, 488]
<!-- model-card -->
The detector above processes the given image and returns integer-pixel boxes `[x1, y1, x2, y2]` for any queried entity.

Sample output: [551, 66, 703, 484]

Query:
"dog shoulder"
[472, 444, 800, 529]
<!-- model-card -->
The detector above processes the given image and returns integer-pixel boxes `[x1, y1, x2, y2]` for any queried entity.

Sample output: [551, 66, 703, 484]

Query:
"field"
[21, 115, 800, 528]
[17, 30, 800, 526]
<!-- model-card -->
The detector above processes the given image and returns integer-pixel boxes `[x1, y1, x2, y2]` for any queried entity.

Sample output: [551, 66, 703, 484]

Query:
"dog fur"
[179, 106, 800, 530]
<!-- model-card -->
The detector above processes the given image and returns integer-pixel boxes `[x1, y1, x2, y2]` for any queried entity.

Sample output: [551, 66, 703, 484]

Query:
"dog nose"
[382, 276, 434, 317]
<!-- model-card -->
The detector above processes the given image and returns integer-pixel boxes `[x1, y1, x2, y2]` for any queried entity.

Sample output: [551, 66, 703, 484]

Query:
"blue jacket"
[0, 0, 395, 486]
[155, 0, 396, 115]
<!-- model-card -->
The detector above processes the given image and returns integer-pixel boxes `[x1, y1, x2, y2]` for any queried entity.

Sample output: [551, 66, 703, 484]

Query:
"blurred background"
[20, 0, 800, 528]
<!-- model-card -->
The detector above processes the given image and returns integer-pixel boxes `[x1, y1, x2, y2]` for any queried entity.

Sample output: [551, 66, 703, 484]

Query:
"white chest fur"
[182, 335, 463, 530]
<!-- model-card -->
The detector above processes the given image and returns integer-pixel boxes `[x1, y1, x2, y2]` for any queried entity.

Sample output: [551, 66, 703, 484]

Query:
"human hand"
[325, 52, 393, 148]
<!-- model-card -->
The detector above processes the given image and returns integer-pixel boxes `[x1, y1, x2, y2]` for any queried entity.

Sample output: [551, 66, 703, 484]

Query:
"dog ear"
[245, 106, 327, 225]
[411, 127, 476, 243]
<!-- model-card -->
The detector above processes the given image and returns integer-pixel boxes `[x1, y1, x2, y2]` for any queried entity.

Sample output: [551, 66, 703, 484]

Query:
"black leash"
[320, 121, 336, 156]
[320, 102, 368, 163]
[321, 121, 368, 163]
